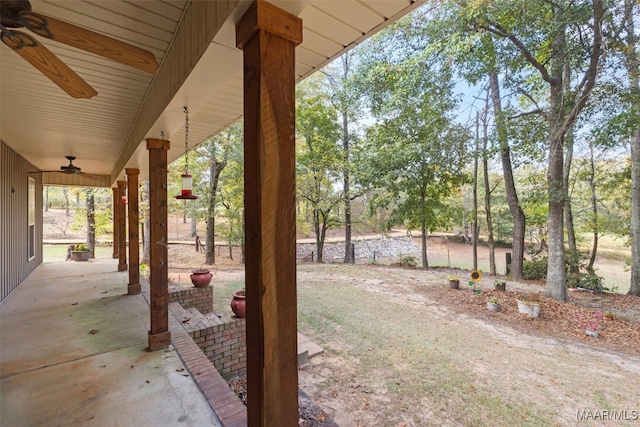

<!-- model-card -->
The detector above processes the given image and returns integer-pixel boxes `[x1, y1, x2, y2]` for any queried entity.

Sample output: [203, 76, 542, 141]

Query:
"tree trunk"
[587, 140, 598, 272]
[481, 103, 496, 276]
[45, 187, 49, 212]
[626, 0, 640, 296]
[343, 110, 353, 263]
[544, 9, 568, 302]
[472, 112, 479, 271]
[314, 210, 324, 263]
[341, 56, 353, 264]
[86, 189, 96, 259]
[489, 72, 525, 280]
[142, 179, 151, 265]
[421, 219, 428, 269]
[206, 163, 226, 265]
[630, 124, 640, 295]
[190, 215, 196, 237]
[420, 187, 428, 268]
[563, 66, 579, 276]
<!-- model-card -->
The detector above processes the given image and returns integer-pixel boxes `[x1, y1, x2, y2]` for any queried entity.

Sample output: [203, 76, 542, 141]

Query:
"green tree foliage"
[296, 75, 343, 262]
[354, 24, 470, 268]
[217, 125, 245, 260]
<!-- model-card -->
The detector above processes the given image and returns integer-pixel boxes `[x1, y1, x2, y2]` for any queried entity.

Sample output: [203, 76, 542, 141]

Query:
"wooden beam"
[126, 168, 141, 294]
[112, 187, 118, 259]
[117, 180, 127, 272]
[236, 2, 302, 425]
[146, 138, 171, 351]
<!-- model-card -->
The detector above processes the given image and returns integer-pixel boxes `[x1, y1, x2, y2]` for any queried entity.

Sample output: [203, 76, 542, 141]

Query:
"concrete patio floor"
[0, 258, 222, 427]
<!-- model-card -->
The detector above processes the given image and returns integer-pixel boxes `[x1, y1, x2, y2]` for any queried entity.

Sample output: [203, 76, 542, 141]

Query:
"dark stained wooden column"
[126, 168, 141, 294]
[146, 138, 171, 350]
[236, 2, 302, 425]
[112, 187, 119, 258]
[117, 180, 127, 271]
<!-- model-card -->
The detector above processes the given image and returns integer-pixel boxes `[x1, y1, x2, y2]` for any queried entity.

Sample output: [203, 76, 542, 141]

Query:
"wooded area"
[44, 0, 638, 298]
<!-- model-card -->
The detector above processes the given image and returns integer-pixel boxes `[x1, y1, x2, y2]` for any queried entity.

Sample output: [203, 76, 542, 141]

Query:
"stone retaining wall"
[297, 235, 420, 261]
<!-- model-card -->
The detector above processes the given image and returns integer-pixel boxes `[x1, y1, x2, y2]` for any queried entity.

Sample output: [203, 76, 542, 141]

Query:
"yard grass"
[295, 263, 640, 426]
[298, 276, 547, 425]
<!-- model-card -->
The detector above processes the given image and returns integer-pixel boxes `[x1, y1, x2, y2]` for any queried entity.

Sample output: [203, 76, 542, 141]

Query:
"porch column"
[236, 2, 302, 425]
[146, 138, 171, 350]
[117, 180, 127, 272]
[126, 168, 141, 294]
[112, 187, 118, 258]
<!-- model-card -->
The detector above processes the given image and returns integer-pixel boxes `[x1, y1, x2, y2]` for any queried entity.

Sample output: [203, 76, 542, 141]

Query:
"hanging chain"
[184, 106, 190, 174]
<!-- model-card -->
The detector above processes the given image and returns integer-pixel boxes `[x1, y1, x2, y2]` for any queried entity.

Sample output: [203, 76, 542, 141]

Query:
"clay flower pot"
[231, 290, 246, 318]
[190, 269, 212, 287]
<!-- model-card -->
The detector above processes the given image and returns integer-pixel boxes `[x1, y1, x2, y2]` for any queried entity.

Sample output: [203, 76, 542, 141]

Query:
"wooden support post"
[146, 138, 171, 350]
[117, 180, 127, 271]
[126, 168, 141, 294]
[236, 2, 302, 425]
[112, 187, 119, 258]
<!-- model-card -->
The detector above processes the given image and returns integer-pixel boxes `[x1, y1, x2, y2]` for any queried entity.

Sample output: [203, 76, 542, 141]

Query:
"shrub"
[523, 256, 548, 280]
[398, 255, 418, 267]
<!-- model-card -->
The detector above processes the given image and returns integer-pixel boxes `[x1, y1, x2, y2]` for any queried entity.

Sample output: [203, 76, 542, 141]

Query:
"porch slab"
[0, 258, 222, 427]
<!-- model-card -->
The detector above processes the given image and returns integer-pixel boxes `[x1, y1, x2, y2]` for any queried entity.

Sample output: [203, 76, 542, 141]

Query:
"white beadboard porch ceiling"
[1, 0, 426, 187]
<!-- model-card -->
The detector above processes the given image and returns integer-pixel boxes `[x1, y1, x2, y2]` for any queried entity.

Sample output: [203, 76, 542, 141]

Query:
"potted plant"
[494, 279, 506, 291]
[447, 275, 460, 289]
[70, 243, 90, 261]
[516, 293, 541, 318]
[487, 296, 501, 312]
[190, 268, 212, 287]
[231, 289, 246, 318]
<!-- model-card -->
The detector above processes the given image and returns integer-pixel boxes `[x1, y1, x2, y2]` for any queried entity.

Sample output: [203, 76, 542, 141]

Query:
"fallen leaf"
[361, 398, 369, 410]
[89, 329, 99, 335]
[176, 367, 185, 372]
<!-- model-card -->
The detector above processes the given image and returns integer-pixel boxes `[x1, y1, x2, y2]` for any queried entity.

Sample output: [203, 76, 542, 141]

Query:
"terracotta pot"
[231, 290, 246, 318]
[449, 280, 460, 289]
[190, 269, 212, 287]
[494, 281, 506, 291]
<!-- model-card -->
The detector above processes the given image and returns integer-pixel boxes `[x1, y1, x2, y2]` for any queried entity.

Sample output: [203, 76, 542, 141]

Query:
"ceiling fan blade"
[1, 29, 97, 98]
[27, 11, 159, 74]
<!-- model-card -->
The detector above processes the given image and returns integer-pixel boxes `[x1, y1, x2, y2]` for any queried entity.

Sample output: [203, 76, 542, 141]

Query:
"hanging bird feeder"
[121, 182, 128, 204]
[176, 106, 198, 200]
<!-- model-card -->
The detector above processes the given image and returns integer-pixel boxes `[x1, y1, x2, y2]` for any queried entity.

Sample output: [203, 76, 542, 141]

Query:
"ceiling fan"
[29, 156, 101, 179]
[0, 0, 159, 99]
